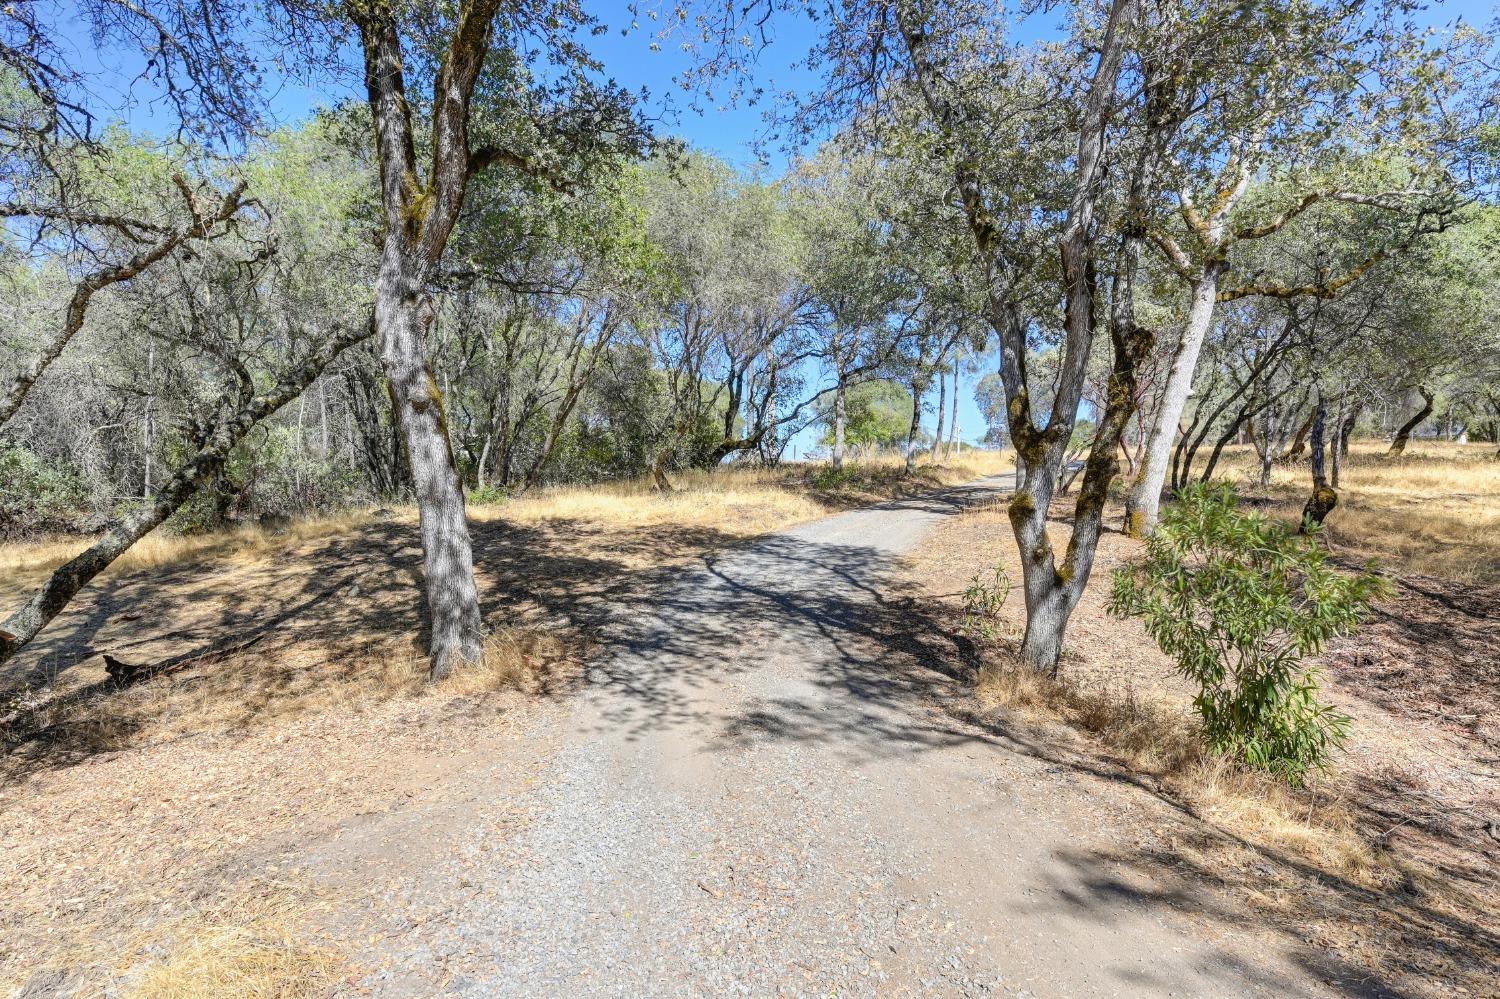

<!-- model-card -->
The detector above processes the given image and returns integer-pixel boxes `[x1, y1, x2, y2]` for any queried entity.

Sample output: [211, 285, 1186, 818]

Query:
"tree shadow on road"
[0, 514, 787, 785]
[560, 507, 1497, 999]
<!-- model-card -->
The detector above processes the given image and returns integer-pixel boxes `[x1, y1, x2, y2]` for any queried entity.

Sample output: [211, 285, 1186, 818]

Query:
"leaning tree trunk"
[374, 261, 484, 679]
[0, 323, 370, 667]
[1282, 407, 1316, 463]
[0, 180, 249, 431]
[1388, 386, 1433, 455]
[1301, 387, 1337, 530]
[1124, 266, 1221, 536]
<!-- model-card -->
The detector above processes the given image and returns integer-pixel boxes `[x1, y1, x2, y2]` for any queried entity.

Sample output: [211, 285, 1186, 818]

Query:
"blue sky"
[53, 0, 1499, 451]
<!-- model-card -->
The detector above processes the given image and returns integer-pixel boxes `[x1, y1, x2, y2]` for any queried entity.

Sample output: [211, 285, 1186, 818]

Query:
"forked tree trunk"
[358, 0, 507, 678]
[1388, 386, 1433, 455]
[1125, 266, 1221, 536]
[897, 0, 1138, 673]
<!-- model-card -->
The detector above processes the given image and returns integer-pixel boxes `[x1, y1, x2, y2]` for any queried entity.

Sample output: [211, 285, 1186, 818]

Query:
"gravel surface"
[343, 480, 1332, 997]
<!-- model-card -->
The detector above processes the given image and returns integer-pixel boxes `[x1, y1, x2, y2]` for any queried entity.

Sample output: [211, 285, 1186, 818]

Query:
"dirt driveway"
[314, 480, 1340, 997]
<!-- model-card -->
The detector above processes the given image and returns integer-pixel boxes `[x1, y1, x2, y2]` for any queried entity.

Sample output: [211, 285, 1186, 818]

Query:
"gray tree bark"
[831, 376, 848, 472]
[1125, 265, 1222, 535]
[1388, 386, 1433, 455]
[1301, 385, 1336, 529]
[904, 374, 926, 474]
[357, 1, 517, 677]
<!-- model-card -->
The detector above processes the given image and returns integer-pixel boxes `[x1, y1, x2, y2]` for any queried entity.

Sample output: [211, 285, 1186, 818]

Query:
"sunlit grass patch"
[1208, 440, 1500, 583]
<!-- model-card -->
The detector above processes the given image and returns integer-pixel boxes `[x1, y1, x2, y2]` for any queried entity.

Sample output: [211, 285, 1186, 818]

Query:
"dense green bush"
[1108, 483, 1389, 784]
[0, 441, 88, 539]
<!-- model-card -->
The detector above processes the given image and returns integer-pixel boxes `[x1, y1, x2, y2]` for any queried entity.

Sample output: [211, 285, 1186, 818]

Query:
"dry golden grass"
[1, 452, 1011, 587]
[2, 625, 572, 774]
[0, 512, 384, 591]
[473, 475, 825, 537]
[1208, 439, 1500, 583]
[471, 451, 1014, 535]
[0, 879, 352, 999]
[438, 629, 570, 697]
[975, 661, 1396, 887]
[121, 888, 348, 999]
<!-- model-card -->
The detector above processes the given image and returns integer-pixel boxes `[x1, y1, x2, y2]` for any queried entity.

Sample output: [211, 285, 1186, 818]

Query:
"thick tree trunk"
[375, 265, 484, 679]
[1388, 386, 1433, 455]
[1125, 267, 1220, 536]
[358, 0, 506, 678]
[896, 0, 1137, 674]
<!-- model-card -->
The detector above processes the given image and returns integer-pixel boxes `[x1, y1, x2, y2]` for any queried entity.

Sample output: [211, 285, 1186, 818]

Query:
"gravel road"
[343, 480, 1334, 997]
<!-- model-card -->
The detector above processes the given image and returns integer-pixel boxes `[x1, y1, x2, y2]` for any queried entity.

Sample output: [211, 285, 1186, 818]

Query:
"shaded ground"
[306, 482, 1341, 997]
[4, 471, 1495, 996]
[0, 512, 787, 993]
[909, 493, 1500, 999]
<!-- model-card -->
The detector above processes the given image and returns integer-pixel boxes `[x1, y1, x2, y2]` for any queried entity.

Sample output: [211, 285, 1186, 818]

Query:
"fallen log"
[102, 634, 265, 687]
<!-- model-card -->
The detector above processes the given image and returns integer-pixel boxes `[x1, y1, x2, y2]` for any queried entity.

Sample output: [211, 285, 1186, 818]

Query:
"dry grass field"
[6, 440, 1493, 996]
[1204, 439, 1500, 583]
[905, 438, 1499, 998]
[0, 451, 1012, 996]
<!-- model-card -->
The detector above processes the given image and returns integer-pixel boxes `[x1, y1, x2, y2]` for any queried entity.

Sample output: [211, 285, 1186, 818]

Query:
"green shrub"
[468, 483, 509, 505]
[1108, 482, 1388, 784]
[0, 441, 87, 538]
[961, 565, 1012, 641]
[811, 464, 861, 490]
